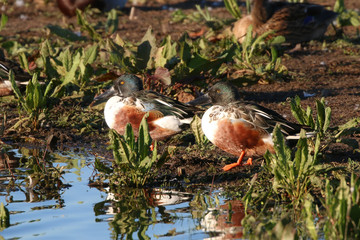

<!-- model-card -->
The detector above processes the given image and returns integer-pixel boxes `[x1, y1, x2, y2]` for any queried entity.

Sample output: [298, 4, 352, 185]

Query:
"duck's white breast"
[201, 106, 229, 143]
[104, 96, 125, 129]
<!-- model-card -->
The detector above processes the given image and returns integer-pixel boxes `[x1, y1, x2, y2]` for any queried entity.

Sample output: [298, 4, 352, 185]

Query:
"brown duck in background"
[57, 0, 105, 17]
[233, 0, 338, 44]
[57, 0, 127, 17]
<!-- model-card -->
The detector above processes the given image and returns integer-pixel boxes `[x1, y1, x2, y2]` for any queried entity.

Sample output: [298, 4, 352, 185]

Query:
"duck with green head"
[189, 82, 314, 171]
[93, 74, 199, 141]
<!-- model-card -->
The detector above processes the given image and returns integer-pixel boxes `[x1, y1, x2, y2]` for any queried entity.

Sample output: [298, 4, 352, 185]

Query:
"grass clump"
[264, 126, 333, 207]
[323, 174, 360, 239]
[233, 26, 289, 84]
[240, 98, 360, 239]
[95, 115, 171, 188]
[9, 71, 53, 129]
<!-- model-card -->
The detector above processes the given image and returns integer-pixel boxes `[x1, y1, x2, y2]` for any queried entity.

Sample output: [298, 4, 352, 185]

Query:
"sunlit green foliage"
[76, 9, 102, 41]
[264, 126, 327, 207]
[9, 71, 53, 128]
[324, 174, 360, 239]
[105, 9, 119, 35]
[0, 14, 8, 32]
[190, 115, 209, 148]
[96, 115, 171, 188]
[334, 0, 360, 28]
[39, 42, 99, 95]
[290, 96, 331, 137]
[291, 96, 360, 150]
[171, 4, 228, 29]
[224, 0, 242, 19]
[240, 99, 360, 238]
[233, 26, 288, 83]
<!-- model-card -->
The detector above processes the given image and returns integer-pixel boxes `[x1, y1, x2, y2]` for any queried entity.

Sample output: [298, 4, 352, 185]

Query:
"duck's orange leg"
[222, 150, 253, 171]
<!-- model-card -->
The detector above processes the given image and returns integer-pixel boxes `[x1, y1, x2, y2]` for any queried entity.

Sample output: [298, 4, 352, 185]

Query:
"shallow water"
[0, 148, 245, 239]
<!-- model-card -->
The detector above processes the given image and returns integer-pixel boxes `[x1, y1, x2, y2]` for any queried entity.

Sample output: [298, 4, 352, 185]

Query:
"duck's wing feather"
[229, 101, 312, 137]
[132, 90, 199, 119]
[0, 59, 32, 83]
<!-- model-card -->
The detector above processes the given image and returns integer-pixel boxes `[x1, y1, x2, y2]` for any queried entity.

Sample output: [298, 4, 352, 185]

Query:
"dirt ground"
[1, 0, 360, 185]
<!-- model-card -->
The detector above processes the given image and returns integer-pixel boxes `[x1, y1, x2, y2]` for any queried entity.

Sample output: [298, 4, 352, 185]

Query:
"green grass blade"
[62, 52, 81, 86]
[138, 114, 151, 161]
[76, 9, 101, 41]
[18, 52, 31, 73]
[105, 9, 118, 35]
[224, 0, 242, 19]
[8, 70, 24, 102]
[0, 14, 8, 32]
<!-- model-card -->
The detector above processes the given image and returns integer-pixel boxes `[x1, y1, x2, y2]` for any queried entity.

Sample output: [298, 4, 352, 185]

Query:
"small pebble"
[15, 0, 24, 7]
[20, 14, 28, 20]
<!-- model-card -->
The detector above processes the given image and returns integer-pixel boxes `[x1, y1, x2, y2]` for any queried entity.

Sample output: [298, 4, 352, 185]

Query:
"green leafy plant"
[38, 42, 99, 97]
[194, 5, 224, 31]
[264, 126, 328, 207]
[105, 27, 158, 74]
[323, 175, 360, 239]
[290, 96, 331, 137]
[334, 0, 360, 28]
[175, 35, 236, 82]
[0, 14, 8, 32]
[76, 9, 102, 41]
[95, 115, 171, 188]
[106, 27, 234, 82]
[9, 71, 53, 128]
[233, 26, 288, 83]
[301, 197, 318, 240]
[105, 9, 119, 35]
[190, 115, 209, 148]
[291, 96, 359, 150]
[57, 44, 99, 89]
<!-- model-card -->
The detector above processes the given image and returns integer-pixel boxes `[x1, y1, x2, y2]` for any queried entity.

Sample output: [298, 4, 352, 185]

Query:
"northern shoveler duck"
[92, 74, 199, 140]
[57, 0, 127, 17]
[0, 58, 32, 97]
[233, 0, 338, 44]
[189, 82, 314, 171]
